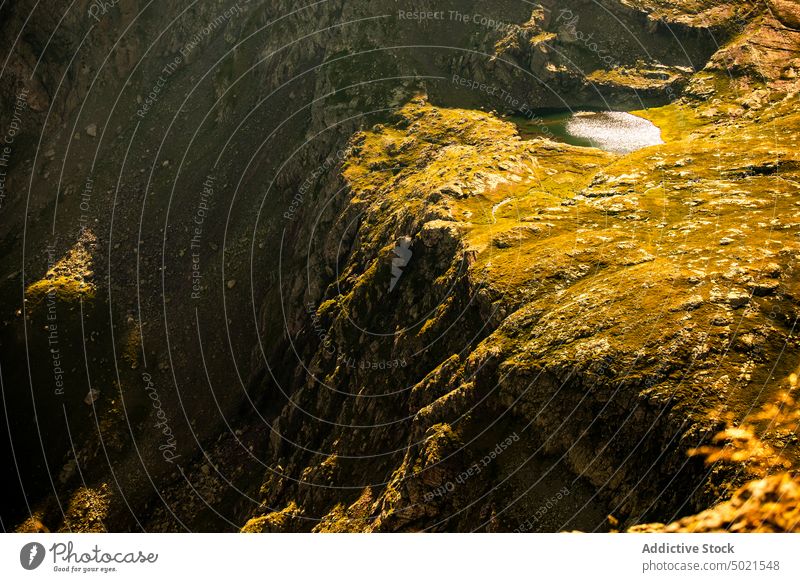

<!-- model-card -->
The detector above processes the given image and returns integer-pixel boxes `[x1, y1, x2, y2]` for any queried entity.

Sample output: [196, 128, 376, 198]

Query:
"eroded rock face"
[0, 0, 798, 532]
[708, 9, 800, 83]
[769, 0, 800, 31]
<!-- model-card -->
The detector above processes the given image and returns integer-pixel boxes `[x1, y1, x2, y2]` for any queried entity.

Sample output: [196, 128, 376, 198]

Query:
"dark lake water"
[514, 110, 664, 154]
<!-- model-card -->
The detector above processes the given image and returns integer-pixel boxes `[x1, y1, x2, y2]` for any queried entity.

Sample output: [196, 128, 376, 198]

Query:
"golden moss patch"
[241, 501, 301, 533]
[60, 483, 111, 533]
[25, 230, 97, 304]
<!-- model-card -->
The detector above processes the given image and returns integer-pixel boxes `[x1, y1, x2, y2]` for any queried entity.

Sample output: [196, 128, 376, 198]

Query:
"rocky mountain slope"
[1, 0, 798, 532]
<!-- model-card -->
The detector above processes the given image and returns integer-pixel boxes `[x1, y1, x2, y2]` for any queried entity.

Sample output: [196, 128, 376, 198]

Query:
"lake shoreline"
[512, 109, 664, 154]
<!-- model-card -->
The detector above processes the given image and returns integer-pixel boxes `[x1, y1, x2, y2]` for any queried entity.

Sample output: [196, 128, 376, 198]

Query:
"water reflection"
[514, 110, 664, 154]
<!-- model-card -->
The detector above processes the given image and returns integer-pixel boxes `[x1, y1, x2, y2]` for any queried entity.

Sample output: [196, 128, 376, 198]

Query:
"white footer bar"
[2, 534, 797, 581]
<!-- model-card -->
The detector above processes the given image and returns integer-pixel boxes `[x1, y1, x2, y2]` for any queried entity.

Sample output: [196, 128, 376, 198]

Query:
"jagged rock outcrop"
[630, 472, 800, 532]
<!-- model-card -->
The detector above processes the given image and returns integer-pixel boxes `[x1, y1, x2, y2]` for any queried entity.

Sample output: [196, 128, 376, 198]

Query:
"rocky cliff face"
[1, 0, 798, 532]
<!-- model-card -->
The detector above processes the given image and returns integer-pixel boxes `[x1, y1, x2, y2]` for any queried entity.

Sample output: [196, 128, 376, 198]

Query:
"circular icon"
[20, 542, 46, 570]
